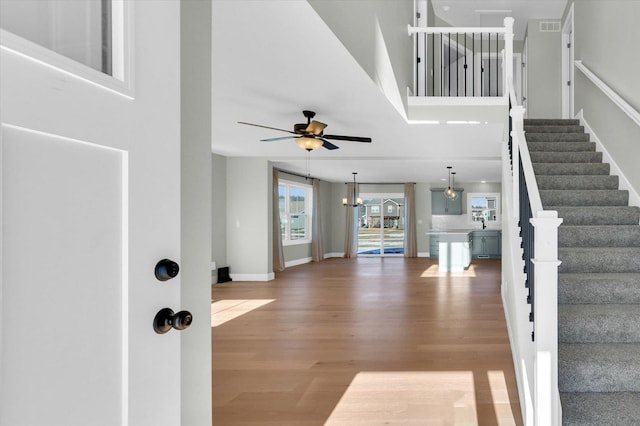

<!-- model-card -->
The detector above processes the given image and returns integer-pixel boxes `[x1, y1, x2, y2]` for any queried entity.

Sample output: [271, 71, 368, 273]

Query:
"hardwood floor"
[212, 257, 522, 425]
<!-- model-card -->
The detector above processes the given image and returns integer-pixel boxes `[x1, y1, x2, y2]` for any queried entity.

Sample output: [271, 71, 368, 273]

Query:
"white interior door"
[0, 1, 183, 425]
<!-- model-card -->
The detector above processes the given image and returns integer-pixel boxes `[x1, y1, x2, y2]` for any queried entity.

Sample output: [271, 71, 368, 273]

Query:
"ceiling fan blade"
[305, 120, 327, 135]
[260, 136, 299, 142]
[238, 121, 294, 134]
[323, 134, 372, 143]
[319, 139, 339, 150]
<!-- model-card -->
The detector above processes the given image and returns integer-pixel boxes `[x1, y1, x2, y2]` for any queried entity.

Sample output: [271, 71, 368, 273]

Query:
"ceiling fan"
[238, 110, 372, 151]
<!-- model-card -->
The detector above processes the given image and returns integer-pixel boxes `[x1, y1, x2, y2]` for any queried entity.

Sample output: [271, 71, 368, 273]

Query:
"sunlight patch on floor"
[211, 299, 275, 327]
[488, 370, 517, 423]
[325, 371, 517, 426]
[421, 264, 477, 278]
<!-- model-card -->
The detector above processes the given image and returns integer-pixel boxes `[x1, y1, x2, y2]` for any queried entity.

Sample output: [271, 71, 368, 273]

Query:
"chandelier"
[342, 172, 363, 207]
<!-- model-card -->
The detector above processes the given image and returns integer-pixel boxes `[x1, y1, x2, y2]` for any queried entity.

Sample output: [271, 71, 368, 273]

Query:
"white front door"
[1, 1, 183, 425]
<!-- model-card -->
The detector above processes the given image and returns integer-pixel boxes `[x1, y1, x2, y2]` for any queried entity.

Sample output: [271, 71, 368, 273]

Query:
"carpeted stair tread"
[559, 304, 640, 343]
[559, 343, 640, 392]
[559, 247, 640, 273]
[528, 117, 640, 424]
[540, 189, 629, 207]
[530, 151, 602, 163]
[550, 206, 640, 225]
[533, 162, 610, 176]
[559, 273, 640, 304]
[524, 118, 580, 126]
[526, 132, 591, 142]
[560, 392, 640, 426]
[558, 225, 640, 247]
[527, 141, 595, 152]
[524, 125, 584, 133]
[537, 175, 618, 190]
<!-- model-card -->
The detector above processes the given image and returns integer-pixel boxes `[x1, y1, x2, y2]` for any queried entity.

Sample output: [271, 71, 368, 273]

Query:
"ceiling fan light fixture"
[296, 137, 323, 151]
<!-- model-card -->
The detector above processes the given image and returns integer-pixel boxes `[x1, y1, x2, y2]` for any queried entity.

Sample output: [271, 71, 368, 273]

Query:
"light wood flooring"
[212, 257, 522, 425]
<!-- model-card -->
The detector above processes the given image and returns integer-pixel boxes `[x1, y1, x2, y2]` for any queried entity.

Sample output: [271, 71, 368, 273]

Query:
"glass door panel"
[357, 198, 381, 254]
[357, 195, 404, 256]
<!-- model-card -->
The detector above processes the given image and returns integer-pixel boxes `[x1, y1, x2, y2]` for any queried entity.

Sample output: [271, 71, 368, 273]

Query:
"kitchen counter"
[427, 230, 472, 272]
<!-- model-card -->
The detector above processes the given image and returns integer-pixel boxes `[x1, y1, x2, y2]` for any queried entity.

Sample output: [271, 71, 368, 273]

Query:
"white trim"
[418, 252, 430, 257]
[408, 96, 508, 106]
[284, 257, 312, 268]
[408, 25, 507, 35]
[577, 111, 640, 208]
[230, 273, 275, 282]
[501, 280, 530, 426]
[575, 60, 640, 129]
[282, 239, 311, 247]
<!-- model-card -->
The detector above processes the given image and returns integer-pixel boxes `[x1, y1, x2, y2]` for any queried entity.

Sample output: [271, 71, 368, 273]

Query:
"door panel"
[1, 126, 125, 425]
[1, 1, 181, 424]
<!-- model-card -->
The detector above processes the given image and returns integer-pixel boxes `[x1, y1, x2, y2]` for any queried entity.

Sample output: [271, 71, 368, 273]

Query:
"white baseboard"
[577, 110, 640, 208]
[230, 273, 275, 282]
[418, 252, 430, 258]
[324, 252, 345, 258]
[285, 257, 312, 268]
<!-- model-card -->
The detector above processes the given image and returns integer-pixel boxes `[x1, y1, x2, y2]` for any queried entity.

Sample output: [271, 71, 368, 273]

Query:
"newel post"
[504, 17, 514, 95]
[531, 211, 563, 426]
[510, 105, 525, 217]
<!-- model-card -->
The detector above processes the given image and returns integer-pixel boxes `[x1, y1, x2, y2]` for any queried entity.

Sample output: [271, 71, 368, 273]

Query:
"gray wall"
[525, 19, 562, 118]
[307, 0, 414, 114]
[214, 166, 503, 267]
[571, 0, 640, 193]
[226, 158, 272, 278]
[211, 153, 227, 279]
[180, 1, 212, 424]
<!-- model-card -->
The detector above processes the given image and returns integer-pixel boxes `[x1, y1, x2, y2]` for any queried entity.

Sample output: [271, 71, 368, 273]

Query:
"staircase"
[525, 118, 640, 425]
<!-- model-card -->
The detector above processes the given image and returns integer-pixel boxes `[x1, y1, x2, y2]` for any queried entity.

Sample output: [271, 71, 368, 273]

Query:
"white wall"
[180, 1, 212, 424]
[571, 0, 640, 193]
[525, 19, 563, 118]
[307, 0, 414, 115]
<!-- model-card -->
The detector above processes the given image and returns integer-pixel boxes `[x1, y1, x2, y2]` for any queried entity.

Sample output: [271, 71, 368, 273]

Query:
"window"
[467, 193, 500, 224]
[278, 180, 312, 245]
[1, 0, 115, 75]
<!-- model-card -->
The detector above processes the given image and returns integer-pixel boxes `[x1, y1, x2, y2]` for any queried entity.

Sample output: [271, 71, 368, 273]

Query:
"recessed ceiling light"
[440, 178, 447, 182]
[442, 5, 450, 12]
[481, 180, 487, 183]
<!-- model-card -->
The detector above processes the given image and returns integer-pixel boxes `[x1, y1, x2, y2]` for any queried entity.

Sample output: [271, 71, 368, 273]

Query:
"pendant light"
[342, 172, 363, 207]
[444, 166, 458, 200]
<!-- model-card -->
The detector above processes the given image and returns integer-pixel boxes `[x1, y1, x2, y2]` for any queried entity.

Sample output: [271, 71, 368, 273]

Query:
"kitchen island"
[427, 230, 473, 272]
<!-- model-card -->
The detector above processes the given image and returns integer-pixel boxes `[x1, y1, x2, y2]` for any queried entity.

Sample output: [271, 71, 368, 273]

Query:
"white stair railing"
[505, 77, 563, 425]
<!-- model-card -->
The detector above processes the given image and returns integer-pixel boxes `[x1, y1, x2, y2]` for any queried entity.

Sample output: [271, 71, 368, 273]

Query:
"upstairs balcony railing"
[408, 18, 514, 98]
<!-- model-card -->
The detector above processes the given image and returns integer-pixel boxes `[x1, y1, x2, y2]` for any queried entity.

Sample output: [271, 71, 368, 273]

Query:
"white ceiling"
[211, 0, 567, 184]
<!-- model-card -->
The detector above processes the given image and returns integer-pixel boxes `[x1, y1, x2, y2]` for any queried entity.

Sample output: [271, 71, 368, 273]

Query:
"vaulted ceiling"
[212, 0, 567, 184]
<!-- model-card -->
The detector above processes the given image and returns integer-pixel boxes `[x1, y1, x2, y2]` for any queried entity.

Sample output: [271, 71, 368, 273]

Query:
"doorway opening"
[357, 194, 405, 256]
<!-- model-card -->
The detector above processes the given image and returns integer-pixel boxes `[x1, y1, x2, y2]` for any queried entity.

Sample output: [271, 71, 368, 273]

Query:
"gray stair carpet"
[524, 118, 640, 426]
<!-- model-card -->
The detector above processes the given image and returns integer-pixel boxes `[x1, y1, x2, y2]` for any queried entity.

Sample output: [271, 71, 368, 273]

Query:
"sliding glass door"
[357, 194, 405, 256]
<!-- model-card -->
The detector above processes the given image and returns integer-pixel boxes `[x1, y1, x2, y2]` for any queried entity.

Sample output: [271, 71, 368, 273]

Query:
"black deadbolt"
[153, 308, 193, 334]
[155, 259, 179, 281]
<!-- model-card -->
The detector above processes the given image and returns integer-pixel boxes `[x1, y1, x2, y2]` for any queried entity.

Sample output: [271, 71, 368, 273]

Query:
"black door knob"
[153, 308, 193, 334]
[155, 259, 179, 281]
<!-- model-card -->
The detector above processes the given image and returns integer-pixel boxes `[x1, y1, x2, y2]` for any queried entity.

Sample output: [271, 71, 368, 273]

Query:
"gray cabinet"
[431, 189, 463, 215]
[429, 235, 440, 258]
[472, 230, 501, 258]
